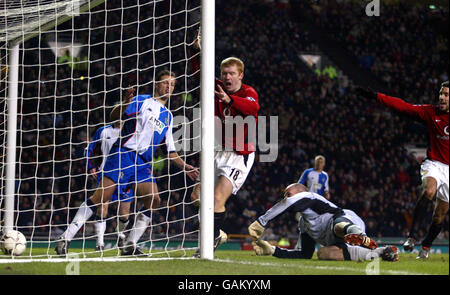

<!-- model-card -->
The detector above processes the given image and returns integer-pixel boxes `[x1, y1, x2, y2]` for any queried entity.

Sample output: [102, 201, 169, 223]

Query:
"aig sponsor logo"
[148, 115, 166, 134]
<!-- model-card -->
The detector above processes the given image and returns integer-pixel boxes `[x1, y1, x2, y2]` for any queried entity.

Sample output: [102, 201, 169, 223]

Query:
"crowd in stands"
[310, 0, 449, 103]
[217, 0, 449, 243]
[3, 0, 448, 246]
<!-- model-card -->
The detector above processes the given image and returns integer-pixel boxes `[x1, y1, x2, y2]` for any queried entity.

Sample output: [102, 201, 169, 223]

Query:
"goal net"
[0, 0, 207, 261]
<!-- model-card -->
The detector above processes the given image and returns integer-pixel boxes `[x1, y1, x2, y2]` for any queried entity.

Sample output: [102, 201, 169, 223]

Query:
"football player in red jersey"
[212, 57, 259, 248]
[355, 81, 449, 259]
[191, 56, 260, 255]
[190, 31, 260, 253]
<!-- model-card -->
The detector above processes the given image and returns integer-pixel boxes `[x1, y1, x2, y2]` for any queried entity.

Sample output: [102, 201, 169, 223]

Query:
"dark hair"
[442, 81, 449, 88]
[156, 70, 176, 82]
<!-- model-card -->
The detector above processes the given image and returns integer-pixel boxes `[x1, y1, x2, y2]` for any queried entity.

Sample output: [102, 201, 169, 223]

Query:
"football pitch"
[0, 249, 448, 275]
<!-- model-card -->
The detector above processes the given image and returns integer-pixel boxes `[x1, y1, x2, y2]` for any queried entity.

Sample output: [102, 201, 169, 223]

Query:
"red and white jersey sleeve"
[377, 93, 449, 165]
[215, 83, 260, 155]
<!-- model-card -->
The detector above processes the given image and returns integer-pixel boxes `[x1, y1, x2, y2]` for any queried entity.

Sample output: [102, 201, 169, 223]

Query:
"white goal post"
[0, 0, 214, 261]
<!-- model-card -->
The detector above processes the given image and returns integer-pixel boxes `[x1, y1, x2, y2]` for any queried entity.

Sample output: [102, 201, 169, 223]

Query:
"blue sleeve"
[123, 95, 151, 118]
[85, 127, 104, 171]
[298, 169, 310, 185]
[324, 173, 330, 192]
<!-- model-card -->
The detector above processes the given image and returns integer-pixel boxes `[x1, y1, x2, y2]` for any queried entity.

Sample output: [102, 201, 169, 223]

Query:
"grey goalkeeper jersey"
[258, 192, 364, 246]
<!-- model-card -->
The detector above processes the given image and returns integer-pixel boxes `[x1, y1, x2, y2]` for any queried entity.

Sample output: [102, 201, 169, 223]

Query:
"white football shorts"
[215, 151, 255, 195]
[421, 159, 449, 203]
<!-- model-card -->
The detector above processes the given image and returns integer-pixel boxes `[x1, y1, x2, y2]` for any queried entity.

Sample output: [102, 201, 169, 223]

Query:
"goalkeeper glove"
[248, 220, 265, 240]
[252, 239, 275, 256]
[354, 86, 378, 100]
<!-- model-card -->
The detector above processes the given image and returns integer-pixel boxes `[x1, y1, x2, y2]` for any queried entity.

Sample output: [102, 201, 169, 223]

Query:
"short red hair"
[220, 57, 244, 74]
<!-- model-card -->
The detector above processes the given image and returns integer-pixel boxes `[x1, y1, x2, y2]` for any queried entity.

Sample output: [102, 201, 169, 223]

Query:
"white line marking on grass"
[214, 258, 434, 275]
[0, 257, 196, 263]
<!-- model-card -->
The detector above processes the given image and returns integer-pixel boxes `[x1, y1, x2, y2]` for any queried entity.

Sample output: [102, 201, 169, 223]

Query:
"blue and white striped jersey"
[298, 168, 329, 196]
[114, 95, 176, 162]
[85, 125, 120, 171]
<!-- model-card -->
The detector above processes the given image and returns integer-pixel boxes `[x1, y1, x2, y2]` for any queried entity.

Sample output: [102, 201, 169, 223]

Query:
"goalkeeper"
[248, 183, 399, 262]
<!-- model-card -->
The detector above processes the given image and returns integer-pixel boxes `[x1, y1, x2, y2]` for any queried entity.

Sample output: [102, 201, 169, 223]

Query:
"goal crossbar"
[1, 0, 106, 46]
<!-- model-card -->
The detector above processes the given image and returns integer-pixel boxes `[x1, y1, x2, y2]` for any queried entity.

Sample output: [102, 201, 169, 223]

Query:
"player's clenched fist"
[248, 220, 265, 240]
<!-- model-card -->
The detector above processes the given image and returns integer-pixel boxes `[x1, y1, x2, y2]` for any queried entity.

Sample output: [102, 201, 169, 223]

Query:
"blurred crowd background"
[1, 0, 448, 246]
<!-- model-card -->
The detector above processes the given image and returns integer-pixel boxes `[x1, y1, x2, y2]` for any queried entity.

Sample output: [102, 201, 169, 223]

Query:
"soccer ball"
[1, 230, 27, 256]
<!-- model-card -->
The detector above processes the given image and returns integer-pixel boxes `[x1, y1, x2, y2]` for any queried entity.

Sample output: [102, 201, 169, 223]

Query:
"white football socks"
[63, 201, 94, 241]
[117, 218, 129, 239]
[347, 245, 386, 261]
[95, 219, 106, 247]
[126, 212, 151, 245]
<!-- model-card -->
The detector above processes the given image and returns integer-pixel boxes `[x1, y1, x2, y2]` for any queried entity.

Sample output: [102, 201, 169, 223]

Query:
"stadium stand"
[11, 0, 449, 245]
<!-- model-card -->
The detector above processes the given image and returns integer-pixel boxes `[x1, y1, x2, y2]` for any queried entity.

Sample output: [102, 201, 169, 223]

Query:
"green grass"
[0, 248, 448, 275]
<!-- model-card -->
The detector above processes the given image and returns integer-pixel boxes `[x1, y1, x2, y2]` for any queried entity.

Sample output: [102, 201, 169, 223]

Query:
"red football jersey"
[215, 81, 259, 155]
[377, 93, 449, 165]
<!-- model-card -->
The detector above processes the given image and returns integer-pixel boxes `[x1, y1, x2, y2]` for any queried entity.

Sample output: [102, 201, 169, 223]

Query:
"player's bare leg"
[194, 176, 232, 257]
[116, 201, 131, 248]
[404, 176, 437, 251]
[55, 177, 117, 256]
[122, 182, 160, 256]
[91, 178, 118, 252]
[418, 198, 449, 259]
[317, 246, 345, 261]
[191, 182, 201, 207]
[189, 183, 201, 240]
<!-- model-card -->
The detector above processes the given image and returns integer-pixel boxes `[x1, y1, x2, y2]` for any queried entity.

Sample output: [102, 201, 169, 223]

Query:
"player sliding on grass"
[248, 183, 399, 262]
[55, 70, 199, 256]
[355, 81, 449, 259]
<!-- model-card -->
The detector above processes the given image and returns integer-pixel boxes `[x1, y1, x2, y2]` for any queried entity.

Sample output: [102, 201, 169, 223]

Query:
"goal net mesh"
[0, 0, 202, 259]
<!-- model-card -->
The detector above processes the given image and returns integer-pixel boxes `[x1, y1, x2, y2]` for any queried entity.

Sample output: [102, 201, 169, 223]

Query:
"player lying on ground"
[55, 70, 199, 256]
[248, 183, 399, 262]
[355, 81, 449, 259]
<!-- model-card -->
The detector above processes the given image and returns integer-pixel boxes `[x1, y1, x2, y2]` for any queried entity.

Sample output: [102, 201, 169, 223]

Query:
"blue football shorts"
[102, 147, 155, 196]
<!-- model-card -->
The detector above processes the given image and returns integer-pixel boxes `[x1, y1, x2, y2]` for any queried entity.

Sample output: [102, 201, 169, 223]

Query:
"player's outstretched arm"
[354, 85, 427, 119]
[354, 86, 378, 100]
